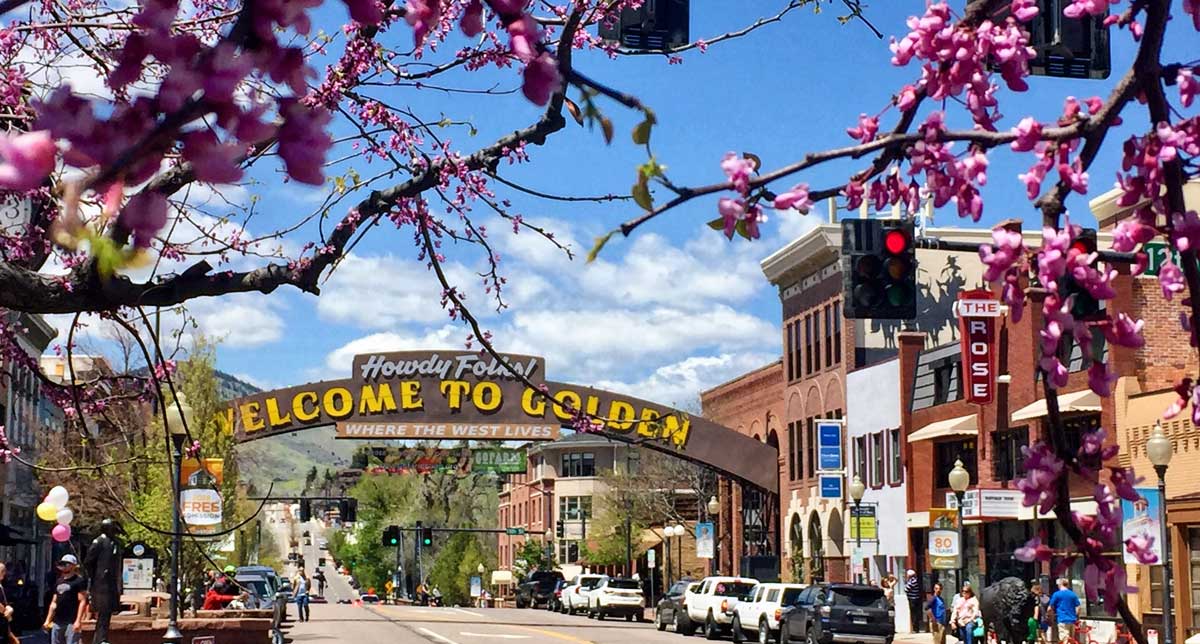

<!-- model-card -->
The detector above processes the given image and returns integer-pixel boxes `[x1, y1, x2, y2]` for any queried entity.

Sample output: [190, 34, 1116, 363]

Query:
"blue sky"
[76, 1, 1197, 409]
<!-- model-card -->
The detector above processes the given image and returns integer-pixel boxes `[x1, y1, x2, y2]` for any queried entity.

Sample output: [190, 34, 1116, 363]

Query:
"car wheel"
[806, 627, 820, 644]
[732, 615, 745, 643]
[677, 612, 695, 636]
[758, 618, 771, 644]
[656, 611, 667, 631]
[705, 612, 721, 640]
[626, 614, 633, 622]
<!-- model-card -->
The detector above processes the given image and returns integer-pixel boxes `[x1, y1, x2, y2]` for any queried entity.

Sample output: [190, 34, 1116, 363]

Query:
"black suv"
[654, 578, 698, 635]
[779, 583, 894, 644]
[515, 570, 564, 609]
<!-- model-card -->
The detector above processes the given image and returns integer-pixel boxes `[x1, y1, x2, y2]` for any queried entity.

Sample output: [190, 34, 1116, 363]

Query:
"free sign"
[957, 290, 998, 405]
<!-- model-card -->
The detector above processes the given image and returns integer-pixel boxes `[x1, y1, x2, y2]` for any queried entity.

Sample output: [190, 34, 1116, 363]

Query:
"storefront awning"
[490, 570, 514, 585]
[907, 414, 977, 443]
[1010, 389, 1101, 422]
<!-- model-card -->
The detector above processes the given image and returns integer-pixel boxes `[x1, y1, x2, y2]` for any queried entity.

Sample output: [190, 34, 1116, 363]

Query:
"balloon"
[51, 524, 71, 542]
[46, 485, 69, 507]
[56, 507, 74, 526]
[37, 502, 59, 522]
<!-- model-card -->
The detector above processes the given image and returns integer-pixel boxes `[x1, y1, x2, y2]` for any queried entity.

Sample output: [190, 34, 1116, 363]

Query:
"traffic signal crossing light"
[299, 499, 311, 522]
[421, 525, 433, 547]
[1063, 227, 1102, 319]
[383, 525, 400, 547]
[556, 520, 564, 539]
[339, 498, 358, 522]
[842, 219, 917, 320]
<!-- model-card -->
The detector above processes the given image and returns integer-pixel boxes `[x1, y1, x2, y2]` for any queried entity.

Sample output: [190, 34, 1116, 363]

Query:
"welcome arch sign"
[226, 350, 779, 491]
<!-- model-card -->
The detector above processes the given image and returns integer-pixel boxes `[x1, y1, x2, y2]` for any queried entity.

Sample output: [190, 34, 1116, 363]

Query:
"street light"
[1147, 422, 1174, 644]
[671, 524, 684, 583]
[849, 475, 866, 583]
[163, 394, 193, 644]
[948, 459, 970, 592]
[707, 496, 720, 575]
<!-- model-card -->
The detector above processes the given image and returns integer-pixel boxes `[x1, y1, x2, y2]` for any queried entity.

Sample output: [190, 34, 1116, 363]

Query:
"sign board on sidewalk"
[180, 458, 224, 538]
[647, 548, 656, 569]
[849, 504, 878, 540]
[819, 475, 843, 500]
[929, 508, 961, 570]
[818, 420, 843, 471]
[957, 290, 998, 405]
[469, 576, 482, 598]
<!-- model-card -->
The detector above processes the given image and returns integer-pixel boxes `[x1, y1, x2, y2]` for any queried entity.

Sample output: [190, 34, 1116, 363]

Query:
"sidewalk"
[895, 632, 936, 644]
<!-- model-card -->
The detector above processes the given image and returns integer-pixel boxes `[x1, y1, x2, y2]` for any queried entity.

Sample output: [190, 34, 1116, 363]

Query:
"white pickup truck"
[732, 582, 807, 644]
[686, 576, 760, 640]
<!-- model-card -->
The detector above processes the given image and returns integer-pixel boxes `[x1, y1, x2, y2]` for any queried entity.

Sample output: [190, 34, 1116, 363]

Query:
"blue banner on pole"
[818, 421, 843, 471]
[819, 475, 843, 499]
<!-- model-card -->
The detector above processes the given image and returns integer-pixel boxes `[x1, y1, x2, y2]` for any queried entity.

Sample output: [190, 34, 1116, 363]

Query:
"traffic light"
[597, 0, 689, 50]
[299, 499, 311, 522]
[421, 525, 433, 547]
[383, 525, 400, 547]
[841, 219, 917, 320]
[339, 498, 358, 523]
[1063, 227, 1102, 319]
[556, 521, 564, 539]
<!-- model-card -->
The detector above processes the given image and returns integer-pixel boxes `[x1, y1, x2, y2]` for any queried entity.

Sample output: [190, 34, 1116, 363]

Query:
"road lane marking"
[458, 633, 529, 639]
[417, 627, 462, 644]
[502, 625, 594, 644]
[451, 608, 485, 618]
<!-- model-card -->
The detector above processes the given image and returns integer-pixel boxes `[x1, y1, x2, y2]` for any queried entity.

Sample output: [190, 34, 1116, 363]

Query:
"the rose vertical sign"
[956, 290, 999, 405]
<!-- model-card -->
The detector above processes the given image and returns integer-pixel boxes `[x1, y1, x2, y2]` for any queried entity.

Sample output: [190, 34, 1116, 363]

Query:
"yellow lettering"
[219, 408, 234, 435]
[323, 387, 354, 419]
[660, 413, 691, 447]
[265, 398, 292, 427]
[239, 402, 265, 433]
[636, 408, 660, 438]
[400, 381, 423, 410]
[606, 401, 636, 432]
[293, 392, 319, 422]
[521, 388, 546, 417]
[359, 383, 398, 415]
[440, 380, 470, 410]
[552, 389, 582, 421]
[473, 381, 502, 412]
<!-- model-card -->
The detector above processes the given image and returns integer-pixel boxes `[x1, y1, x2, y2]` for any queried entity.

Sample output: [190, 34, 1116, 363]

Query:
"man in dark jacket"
[905, 569, 923, 633]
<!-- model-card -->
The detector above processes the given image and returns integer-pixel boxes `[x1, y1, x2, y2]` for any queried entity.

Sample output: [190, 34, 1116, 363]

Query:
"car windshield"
[607, 579, 639, 589]
[714, 582, 756, 596]
[830, 588, 888, 609]
[582, 578, 603, 588]
[782, 588, 805, 604]
[240, 580, 270, 597]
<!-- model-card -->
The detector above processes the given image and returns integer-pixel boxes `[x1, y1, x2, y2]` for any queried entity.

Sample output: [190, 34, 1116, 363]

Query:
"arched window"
[808, 511, 825, 582]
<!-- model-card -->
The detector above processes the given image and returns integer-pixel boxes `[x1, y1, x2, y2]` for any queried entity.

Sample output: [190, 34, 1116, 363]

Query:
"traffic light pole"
[913, 235, 1140, 265]
[395, 532, 407, 601]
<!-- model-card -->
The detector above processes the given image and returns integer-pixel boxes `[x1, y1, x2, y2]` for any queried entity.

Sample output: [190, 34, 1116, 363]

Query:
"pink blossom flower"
[1160, 260, 1186, 300]
[1010, 0, 1040, 21]
[507, 14, 539, 63]
[1017, 443, 1064, 515]
[896, 85, 919, 111]
[1170, 211, 1200, 253]
[1184, 0, 1199, 31]
[980, 230, 1027, 283]
[405, 0, 441, 47]
[717, 198, 744, 239]
[1103, 313, 1146, 349]
[1109, 467, 1143, 502]
[120, 192, 168, 249]
[774, 183, 813, 212]
[488, 0, 526, 15]
[0, 130, 56, 191]
[1014, 537, 1054, 563]
[843, 180, 864, 210]
[343, 0, 382, 24]
[1063, 0, 1117, 19]
[182, 131, 243, 184]
[460, 0, 484, 36]
[1088, 361, 1118, 397]
[277, 99, 333, 185]
[521, 53, 560, 106]
[846, 114, 878, 144]
[1111, 219, 1155, 252]
[1180, 69, 1198, 108]
[721, 153, 755, 196]
[1010, 117, 1043, 152]
[1125, 535, 1158, 564]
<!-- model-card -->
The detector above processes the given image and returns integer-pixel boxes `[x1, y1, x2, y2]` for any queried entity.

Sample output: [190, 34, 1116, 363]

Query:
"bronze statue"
[84, 519, 123, 644]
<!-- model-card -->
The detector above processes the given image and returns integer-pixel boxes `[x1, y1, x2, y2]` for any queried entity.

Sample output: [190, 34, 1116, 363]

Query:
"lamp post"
[707, 496, 720, 576]
[849, 475, 866, 584]
[672, 523, 684, 582]
[1147, 423, 1174, 644]
[948, 459, 970, 593]
[663, 525, 674, 587]
[163, 394, 193, 644]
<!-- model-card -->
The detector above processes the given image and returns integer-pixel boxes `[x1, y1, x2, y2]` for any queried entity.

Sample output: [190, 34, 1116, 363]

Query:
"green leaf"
[707, 217, 726, 231]
[600, 116, 614, 144]
[735, 219, 750, 240]
[632, 176, 653, 210]
[632, 109, 657, 145]
[587, 231, 616, 263]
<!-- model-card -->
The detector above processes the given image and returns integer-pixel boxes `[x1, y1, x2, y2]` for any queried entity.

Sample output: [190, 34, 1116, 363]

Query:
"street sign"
[505, 527, 526, 536]
[954, 299, 1002, 317]
[849, 504, 878, 540]
[1142, 242, 1197, 277]
[945, 488, 1022, 519]
[647, 548, 656, 569]
[928, 508, 961, 570]
[957, 289, 997, 405]
[817, 421, 843, 471]
[472, 447, 528, 474]
[819, 475, 843, 500]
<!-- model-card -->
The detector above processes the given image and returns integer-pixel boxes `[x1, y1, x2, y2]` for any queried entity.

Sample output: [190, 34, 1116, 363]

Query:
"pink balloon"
[51, 524, 71, 542]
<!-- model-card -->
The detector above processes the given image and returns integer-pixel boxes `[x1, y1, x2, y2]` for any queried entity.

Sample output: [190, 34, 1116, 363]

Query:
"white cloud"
[316, 254, 479, 329]
[595, 352, 778, 412]
[189, 294, 286, 348]
[323, 327, 463, 373]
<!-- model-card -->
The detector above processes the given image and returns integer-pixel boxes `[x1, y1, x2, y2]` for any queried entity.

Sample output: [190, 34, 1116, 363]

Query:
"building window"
[992, 427, 1029, 481]
[786, 323, 795, 381]
[805, 418, 816, 479]
[794, 323, 803, 381]
[813, 313, 822, 373]
[855, 435, 868, 481]
[888, 428, 902, 485]
[557, 540, 580, 564]
[932, 359, 961, 404]
[788, 422, 798, 481]
[559, 496, 592, 520]
[824, 305, 833, 367]
[870, 432, 885, 487]
[934, 439, 977, 488]
[1061, 414, 1100, 455]
[833, 305, 842, 365]
[805, 315, 813, 376]
[561, 452, 595, 477]
[1149, 564, 1163, 612]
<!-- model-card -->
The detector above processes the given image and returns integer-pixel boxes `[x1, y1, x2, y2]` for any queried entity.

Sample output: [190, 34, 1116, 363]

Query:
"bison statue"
[979, 577, 1036, 644]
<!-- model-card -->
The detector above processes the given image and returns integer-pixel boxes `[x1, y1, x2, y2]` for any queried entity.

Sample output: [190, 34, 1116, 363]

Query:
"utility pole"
[624, 499, 633, 578]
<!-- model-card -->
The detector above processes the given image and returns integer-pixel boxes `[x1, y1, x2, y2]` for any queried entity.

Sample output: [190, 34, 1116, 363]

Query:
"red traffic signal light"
[842, 219, 917, 320]
[884, 229, 910, 255]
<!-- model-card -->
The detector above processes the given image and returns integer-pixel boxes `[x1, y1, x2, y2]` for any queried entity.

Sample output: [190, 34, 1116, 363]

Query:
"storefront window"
[984, 521, 1033, 585]
[1049, 520, 1120, 617]
[934, 439, 977, 488]
[1150, 565, 1163, 612]
[963, 525, 981, 589]
[1189, 528, 1200, 632]
[992, 427, 1028, 481]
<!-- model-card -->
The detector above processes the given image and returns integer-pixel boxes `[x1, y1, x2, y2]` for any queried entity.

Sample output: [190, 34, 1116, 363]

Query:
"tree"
[512, 539, 555, 580]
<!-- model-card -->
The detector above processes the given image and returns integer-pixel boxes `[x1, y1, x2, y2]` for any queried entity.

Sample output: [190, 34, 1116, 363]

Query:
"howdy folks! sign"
[225, 350, 779, 490]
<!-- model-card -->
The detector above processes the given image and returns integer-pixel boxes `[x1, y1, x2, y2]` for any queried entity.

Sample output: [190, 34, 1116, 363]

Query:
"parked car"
[778, 583, 894, 644]
[236, 566, 280, 595]
[686, 576, 760, 640]
[587, 577, 644, 621]
[562, 574, 606, 615]
[514, 570, 564, 609]
[234, 574, 276, 609]
[547, 579, 568, 613]
[655, 579, 698, 633]
[733, 582, 807, 644]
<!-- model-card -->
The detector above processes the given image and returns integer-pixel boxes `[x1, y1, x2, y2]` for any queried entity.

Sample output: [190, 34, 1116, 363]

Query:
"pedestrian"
[927, 582, 948, 644]
[952, 585, 980, 644]
[294, 571, 311, 622]
[0, 564, 20, 644]
[881, 574, 896, 607]
[906, 569, 923, 632]
[315, 569, 327, 598]
[1030, 581, 1051, 644]
[1047, 578, 1080, 644]
[43, 555, 88, 644]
